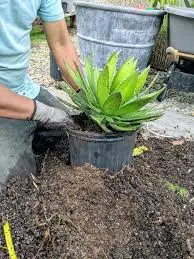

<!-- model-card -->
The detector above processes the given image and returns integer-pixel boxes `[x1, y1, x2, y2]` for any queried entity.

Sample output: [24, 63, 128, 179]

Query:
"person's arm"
[43, 20, 81, 92]
[0, 84, 77, 129]
[0, 84, 34, 120]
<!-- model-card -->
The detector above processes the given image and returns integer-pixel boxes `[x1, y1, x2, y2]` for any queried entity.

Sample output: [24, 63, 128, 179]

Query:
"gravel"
[28, 28, 79, 89]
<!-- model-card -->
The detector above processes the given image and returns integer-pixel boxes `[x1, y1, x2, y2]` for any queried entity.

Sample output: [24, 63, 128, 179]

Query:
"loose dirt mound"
[0, 138, 193, 259]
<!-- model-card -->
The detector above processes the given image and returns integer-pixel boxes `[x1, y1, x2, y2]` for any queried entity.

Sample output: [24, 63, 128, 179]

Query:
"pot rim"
[74, 1, 165, 16]
[67, 129, 136, 142]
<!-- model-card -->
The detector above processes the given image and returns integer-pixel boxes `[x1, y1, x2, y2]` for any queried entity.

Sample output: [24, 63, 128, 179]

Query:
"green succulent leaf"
[119, 71, 138, 104]
[108, 114, 162, 126]
[109, 123, 141, 132]
[140, 74, 159, 96]
[62, 84, 89, 111]
[110, 57, 137, 92]
[107, 51, 119, 86]
[118, 109, 164, 121]
[89, 114, 104, 125]
[73, 62, 98, 106]
[117, 88, 165, 115]
[128, 116, 161, 125]
[135, 66, 150, 94]
[66, 62, 99, 109]
[90, 115, 112, 133]
[62, 82, 101, 114]
[93, 67, 100, 87]
[97, 65, 110, 107]
[57, 97, 80, 111]
[84, 56, 97, 96]
[103, 92, 122, 115]
[65, 63, 87, 92]
[100, 124, 112, 133]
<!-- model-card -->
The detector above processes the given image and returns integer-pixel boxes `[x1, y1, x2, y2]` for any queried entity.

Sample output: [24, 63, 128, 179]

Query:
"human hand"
[31, 101, 80, 130]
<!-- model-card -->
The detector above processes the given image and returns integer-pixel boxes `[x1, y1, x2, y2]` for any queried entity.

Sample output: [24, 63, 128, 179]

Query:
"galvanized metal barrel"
[64, 0, 94, 13]
[75, 1, 165, 70]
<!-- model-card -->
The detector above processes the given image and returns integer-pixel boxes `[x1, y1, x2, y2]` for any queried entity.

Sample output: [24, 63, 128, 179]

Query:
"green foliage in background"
[149, 0, 177, 8]
[63, 52, 165, 133]
[150, 0, 194, 8]
[30, 25, 46, 44]
[30, 17, 71, 44]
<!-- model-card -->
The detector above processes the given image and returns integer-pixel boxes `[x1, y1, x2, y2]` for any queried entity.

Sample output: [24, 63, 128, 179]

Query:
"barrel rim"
[74, 1, 165, 16]
[164, 5, 194, 19]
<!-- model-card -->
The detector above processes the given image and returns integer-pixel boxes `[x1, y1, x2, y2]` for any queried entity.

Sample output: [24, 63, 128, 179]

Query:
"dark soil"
[72, 113, 103, 134]
[0, 136, 194, 259]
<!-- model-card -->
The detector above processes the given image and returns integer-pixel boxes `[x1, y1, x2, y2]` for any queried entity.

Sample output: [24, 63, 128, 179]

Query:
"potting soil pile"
[0, 136, 193, 258]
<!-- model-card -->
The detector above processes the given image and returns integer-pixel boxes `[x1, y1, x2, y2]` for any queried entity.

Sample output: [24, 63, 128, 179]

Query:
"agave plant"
[62, 52, 165, 133]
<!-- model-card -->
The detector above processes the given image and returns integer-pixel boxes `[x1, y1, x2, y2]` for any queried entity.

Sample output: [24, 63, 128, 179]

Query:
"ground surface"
[0, 137, 194, 258]
[0, 25, 193, 258]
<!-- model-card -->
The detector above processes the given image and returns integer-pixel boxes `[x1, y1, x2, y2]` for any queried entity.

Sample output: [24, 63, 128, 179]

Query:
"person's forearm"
[44, 21, 81, 92]
[0, 84, 34, 120]
[52, 38, 81, 91]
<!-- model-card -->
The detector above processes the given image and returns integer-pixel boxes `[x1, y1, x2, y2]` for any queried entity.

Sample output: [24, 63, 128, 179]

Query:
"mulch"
[0, 135, 193, 259]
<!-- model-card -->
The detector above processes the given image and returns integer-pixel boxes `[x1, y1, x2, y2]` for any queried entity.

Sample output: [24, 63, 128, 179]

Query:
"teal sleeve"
[38, 0, 65, 22]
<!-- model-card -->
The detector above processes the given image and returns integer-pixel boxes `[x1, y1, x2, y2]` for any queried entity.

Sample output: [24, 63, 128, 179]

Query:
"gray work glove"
[31, 100, 79, 130]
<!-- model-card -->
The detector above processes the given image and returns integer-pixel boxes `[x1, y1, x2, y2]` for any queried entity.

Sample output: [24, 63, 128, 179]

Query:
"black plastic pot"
[50, 53, 63, 81]
[32, 128, 64, 153]
[68, 130, 136, 171]
[61, 1, 68, 13]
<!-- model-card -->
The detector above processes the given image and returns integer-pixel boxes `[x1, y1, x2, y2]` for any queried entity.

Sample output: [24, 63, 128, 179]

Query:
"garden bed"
[0, 135, 193, 258]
